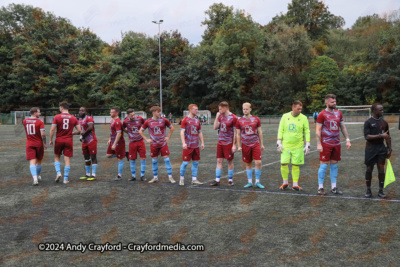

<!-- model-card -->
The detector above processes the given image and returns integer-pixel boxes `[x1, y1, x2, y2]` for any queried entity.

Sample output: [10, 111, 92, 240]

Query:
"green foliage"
[307, 56, 339, 110]
[1, 2, 400, 114]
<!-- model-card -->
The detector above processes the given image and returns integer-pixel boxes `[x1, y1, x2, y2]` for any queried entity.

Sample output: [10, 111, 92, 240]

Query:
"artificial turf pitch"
[0, 122, 399, 266]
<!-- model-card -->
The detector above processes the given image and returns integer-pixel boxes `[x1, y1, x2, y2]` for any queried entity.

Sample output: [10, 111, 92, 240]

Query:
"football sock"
[85, 166, 90, 176]
[180, 161, 189, 176]
[228, 169, 234, 181]
[281, 165, 289, 183]
[30, 164, 37, 179]
[191, 161, 199, 179]
[330, 163, 338, 188]
[164, 158, 172, 176]
[130, 159, 136, 177]
[140, 160, 146, 176]
[292, 165, 300, 183]
[64, 166, 70, 181]
[54, 161, 61, 175]
[91, 164, 97, 176]
[365, 170, 372, 187]
[246, 169, 253, 183]
[152, 159, 158, 177]
[118, 160, 124, 176]
[318, 163, 328, 185]
[255, 169, 261, 183]
[378, 172, 385, 189]
[36, 165, 42, 176]
[216, 168, 222, 182]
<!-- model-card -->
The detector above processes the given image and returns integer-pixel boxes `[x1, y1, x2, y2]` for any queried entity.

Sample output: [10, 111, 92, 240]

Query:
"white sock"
[216, 178, 220, 182]
[319, 184, 324, 189]
[256, 179, 260, 183]
[168, 175, 172, 179]
[332, 183, 336, 189]
[192, 176, 197, 181]
[118, 173, 122, 177]
[33, 175, 38, 182]
[91, 173, 96, 177]
[180, 176, 184, 180]
[154, 176, 158, 179]
[86, 173, 90, 176]
[283, 179, 288, 184]
[248, 179, 252, 183]
[293, 182, 298, 187]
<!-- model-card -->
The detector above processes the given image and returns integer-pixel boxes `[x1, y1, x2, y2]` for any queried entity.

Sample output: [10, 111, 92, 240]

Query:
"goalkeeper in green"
[277, 100, 311, 191]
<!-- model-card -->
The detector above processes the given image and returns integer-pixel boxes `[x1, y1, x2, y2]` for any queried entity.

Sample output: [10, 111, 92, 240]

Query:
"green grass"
[0, 122, 399, 266]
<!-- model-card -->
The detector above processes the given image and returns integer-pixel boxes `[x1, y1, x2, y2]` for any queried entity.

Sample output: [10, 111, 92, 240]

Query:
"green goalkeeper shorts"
[281, 147, 304, 165]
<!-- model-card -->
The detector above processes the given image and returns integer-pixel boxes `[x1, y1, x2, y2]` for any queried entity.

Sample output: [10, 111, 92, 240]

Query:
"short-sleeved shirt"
[110, 118, 124, 144]
[218, 113, 237, 146]
[317, 109, 344, 146]
[52, 113, 79, 142]
[235, 115, 261, 147]
[181, 116, 201, 149]
[123, 116, 145, 143]
[141, 117, 171, 148]
[278, 112, 311, 149]
[78, 116, 97, 145]
[364, 117, 390, 148]
[23, 117, 45, 147]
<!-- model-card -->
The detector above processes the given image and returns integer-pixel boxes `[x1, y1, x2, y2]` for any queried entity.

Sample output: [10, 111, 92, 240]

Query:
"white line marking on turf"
[164, 183, 400, 202]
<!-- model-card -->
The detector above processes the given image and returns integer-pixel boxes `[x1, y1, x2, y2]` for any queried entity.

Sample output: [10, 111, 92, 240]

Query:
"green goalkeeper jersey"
[277, 112, 310, 149]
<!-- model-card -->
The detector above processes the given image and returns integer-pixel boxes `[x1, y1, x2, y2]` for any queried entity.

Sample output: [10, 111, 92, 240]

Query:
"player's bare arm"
[386, 129, 392, 158]
[258, 127, 265, 151]
[165, 125, 174, 142]
[339, 123, 351, 149]
[180, 128, 187, 149]
[112, 132, 121, 150]
[82, 123, 94, 138]
[316, 124, 322, 152]
[213, 112, 221, 130]
[49, 124, 56, 146]
[236, 128, 242, 152]
[72, 125, 81, 135]
[139, 128, 152, 144]
[199, 131, 205, 150]
[41, 129, 47, 149]
[232, 128, 237, 153]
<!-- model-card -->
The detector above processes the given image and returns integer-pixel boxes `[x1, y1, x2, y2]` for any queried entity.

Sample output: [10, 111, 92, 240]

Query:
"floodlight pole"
[152, 20, 163, 115]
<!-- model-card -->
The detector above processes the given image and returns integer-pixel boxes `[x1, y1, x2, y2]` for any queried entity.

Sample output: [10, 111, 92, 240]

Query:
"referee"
[364, 103, 392, 198]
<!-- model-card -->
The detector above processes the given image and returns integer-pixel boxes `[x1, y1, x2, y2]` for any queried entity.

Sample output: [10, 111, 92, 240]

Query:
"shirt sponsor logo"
[245, 126, 254, 135]
[191, 125, 198, 134]
[154, 127, 162, 135]
[220, 123, 227, 132]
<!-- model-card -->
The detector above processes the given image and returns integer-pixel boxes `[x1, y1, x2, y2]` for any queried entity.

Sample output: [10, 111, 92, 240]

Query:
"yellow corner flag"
[384, 159, 396, 188]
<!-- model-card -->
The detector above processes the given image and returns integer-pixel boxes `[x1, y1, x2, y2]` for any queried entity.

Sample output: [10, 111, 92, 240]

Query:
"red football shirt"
[52, 113, 78, 142]
[123, 116, 145, 143]
[218, 113, 237, 145]
[181, 116, 201, 149]
[110, 118, 124, 144]
[78, 115, 97, 145]
[141, 117, 171, 148]
[235, 115, 261, 147]
[23, 117, 45, 147]
[316, 109, 344, 146]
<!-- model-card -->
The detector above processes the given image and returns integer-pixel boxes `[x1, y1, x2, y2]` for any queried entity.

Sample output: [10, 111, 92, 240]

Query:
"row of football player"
[23, 95, 392, 198]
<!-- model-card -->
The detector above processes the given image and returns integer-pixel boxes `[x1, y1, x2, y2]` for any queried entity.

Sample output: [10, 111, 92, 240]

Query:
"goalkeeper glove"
[79, 135, 83, 142]
[303, 142, 310, 155]
[277, 140, 284, 153]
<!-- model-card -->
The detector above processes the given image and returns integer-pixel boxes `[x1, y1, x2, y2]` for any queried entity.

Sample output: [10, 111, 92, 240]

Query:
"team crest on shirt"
[191, 125, 198, 134]
[329, 121, 338, 130]
[245, 126, 254, 134]
[154, 126, 162, 135]
[132, 126, 139, 133]
[220, 123, 227, 132]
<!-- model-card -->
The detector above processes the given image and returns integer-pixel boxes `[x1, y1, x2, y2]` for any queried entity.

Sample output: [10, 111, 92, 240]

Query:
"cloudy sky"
[0, 0, 398, 44]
